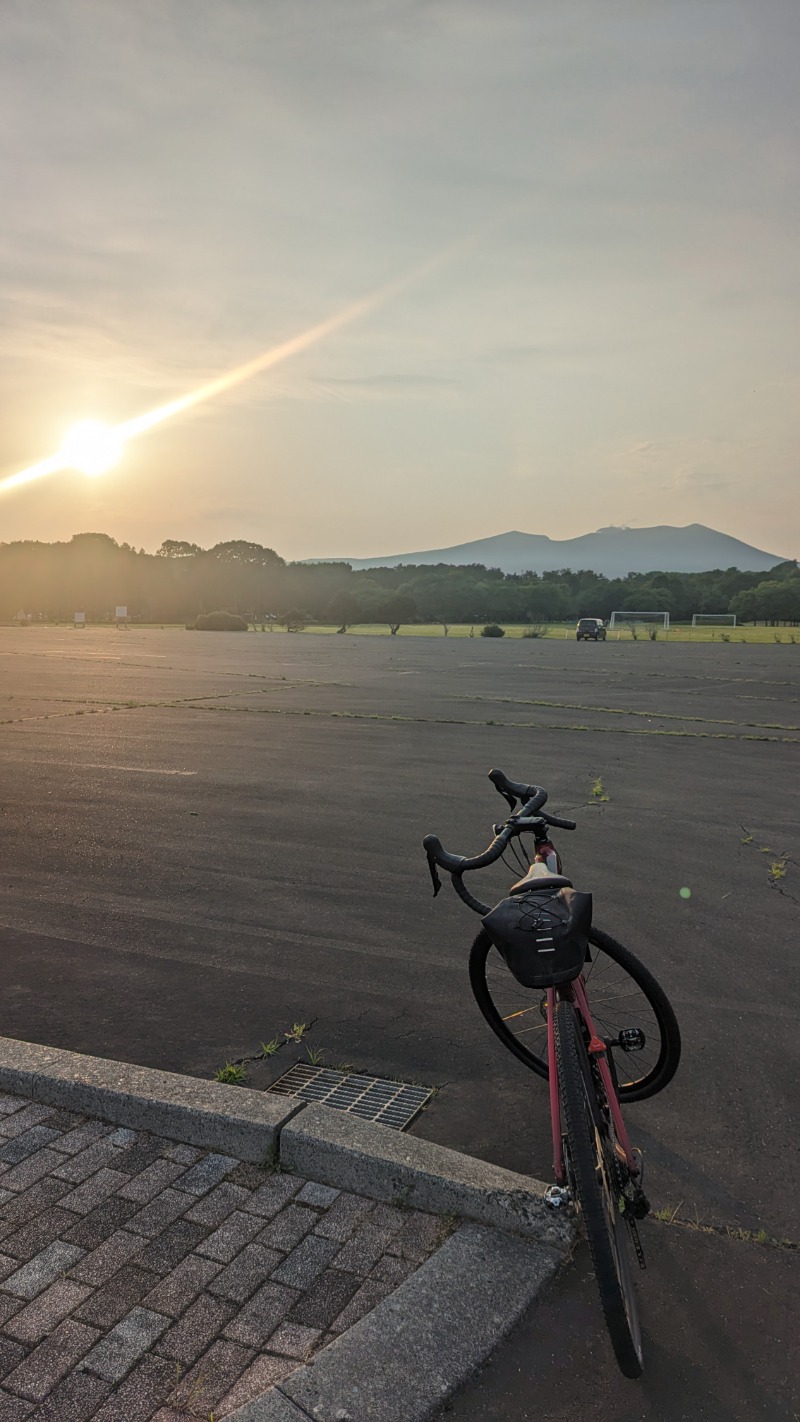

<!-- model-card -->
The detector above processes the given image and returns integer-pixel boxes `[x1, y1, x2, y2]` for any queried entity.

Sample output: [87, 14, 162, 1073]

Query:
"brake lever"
[426, 851, 442, 898]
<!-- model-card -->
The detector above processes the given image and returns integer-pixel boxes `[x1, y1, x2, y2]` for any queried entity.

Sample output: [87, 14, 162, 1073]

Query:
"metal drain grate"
[266, 1064, 434, 1131]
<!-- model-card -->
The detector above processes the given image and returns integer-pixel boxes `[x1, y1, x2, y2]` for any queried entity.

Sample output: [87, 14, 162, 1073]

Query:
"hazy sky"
[1, 0, 798, 561]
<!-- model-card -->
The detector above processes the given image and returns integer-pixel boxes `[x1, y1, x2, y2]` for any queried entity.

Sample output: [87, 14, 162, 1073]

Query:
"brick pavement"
[0, 1092, 445, 1420]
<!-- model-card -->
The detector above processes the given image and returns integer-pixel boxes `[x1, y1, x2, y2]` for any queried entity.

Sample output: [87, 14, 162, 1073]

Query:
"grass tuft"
[214, 1062, 246, 1085]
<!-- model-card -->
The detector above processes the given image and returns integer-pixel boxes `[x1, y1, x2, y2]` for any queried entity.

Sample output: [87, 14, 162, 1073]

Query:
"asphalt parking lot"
[1, 626, 798, 1415]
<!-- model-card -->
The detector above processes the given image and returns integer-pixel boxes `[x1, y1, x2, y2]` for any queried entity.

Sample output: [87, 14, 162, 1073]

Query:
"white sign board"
[74, 612, 85, 625]
[115, 606, 128, 619]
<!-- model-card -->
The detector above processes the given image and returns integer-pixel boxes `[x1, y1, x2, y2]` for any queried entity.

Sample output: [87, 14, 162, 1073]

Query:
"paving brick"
[68, 1230, 146, 1286]
[0, 1154, 63, 1195]
[330, 1277, 392, 1333]
[0, 1334, 28, 1377]
[270, 1235, 339, 1291]
[255, 1205, 317, 1253]
[389, 1210, 444, 1261]
[126, 1190, 193, 1239]
[0, 1390, 34, 1420]
[25, 1369, 111, 1420]
[3, 1320, 99, 1402]
[159, 1143, 201, 1166]
[370, 1253, 416, 1285]
[216, 1352, 298, 1415]
[156, 1292, 235, 1365]
[82, 1308, 170, 1383]
[58, 1170, 129, 1217]
[0, 1188, 14, 1212]
[175, 1153, 238, 1197]
[136, 1221, 208, 1275]
[61, 1198, 138, 1251]
[223, 1281, 299, 1348]
[90, 1353, 175, 1422]
[207, 1244, 283, 1303]
[295, 1181, 340, 1208]
[227, 1161, 270, 1189]
[51, 1141, 125, 1185]
[0, 1131, 62, 1167]
[266, 1321, 321, 1359]
[171, 1338, 253, 1411]
[107, 1137, 164, 1177]
[0, 1253, 19, 1282]
[72, 1264, 161, 1331]
[185, 1182, 251, 1227]
[287, 1268, 361, 1330]
[4, 1243, 86, 1300]
[0, 1181, 70, 1230]
[107, 1129, 136, 1148]
[116, 1161, 185, 1204]
[36, 1112, 83, 1135]
[0, 1294, 23, 1327]
[0, 1096, 24, 1116]
[47, 1122, 111, 1157]
[142, 1254, 221, 1317]
[0, 1108, 53, 1142]
[1, 1211, 77, 1263]
[5, 1281, 93, 1345]
[242, 1174, 303, 1219]
[331, 1210, 405, 1276]
[312, 1192, 374, 1243]
[196, 1211, 263, 1264]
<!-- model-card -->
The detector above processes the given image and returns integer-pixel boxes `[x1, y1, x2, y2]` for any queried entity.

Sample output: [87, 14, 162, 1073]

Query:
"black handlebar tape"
[541, 812, 577, 831]
[422, 834, 466, 873]
[487, 768, 548, 812]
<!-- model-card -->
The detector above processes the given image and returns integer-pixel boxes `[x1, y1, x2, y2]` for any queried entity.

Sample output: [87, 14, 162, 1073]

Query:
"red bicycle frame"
[548, 976, 639, 1185]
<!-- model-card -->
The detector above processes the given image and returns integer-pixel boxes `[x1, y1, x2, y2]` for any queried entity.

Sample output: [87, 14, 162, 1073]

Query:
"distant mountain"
[324, 525, 787, 578]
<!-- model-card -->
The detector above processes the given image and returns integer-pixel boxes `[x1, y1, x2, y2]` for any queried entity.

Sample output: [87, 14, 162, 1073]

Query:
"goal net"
[609, 611, 670, 631]
[691, 613, 737, 627]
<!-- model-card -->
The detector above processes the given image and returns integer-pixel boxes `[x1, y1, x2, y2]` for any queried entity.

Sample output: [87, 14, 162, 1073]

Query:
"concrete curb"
[226, 1221, 561, 1422]
[0, 1035, 302, 1162]
[280, 1102, 572, 1253]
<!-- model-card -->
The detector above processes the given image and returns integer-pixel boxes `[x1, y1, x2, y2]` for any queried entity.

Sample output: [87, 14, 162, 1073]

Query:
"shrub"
[194, 610, 249, 631]
[522, 625, 548, 639]
[480, 623, 505, 638]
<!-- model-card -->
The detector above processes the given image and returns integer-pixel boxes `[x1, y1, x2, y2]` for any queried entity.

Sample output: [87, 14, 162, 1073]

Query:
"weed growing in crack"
[285, 1022, 309, 1043]
[259, 1038, 281, 1058]
[214, 1062, 246, 1085]
[591, 777, 609, 802]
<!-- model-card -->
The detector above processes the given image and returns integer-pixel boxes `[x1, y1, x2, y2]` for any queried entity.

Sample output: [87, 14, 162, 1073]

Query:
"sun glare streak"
[0, 218, 511, 499]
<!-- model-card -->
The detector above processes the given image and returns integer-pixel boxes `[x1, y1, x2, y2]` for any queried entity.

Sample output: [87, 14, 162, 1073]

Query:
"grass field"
[6, 620, 799, 643]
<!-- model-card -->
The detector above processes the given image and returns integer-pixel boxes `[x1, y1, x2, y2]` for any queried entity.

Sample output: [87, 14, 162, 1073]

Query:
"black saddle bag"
[481, 887, 592, 988]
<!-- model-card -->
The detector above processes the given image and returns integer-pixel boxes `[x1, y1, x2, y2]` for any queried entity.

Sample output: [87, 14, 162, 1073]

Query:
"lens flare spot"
[679, 886, 692, 899]
[60, 421, 124, 477]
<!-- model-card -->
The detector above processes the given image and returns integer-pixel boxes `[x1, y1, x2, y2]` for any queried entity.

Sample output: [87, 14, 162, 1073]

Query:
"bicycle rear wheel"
[469, 924, 680, 1101]
[554, 998, 644, 1378]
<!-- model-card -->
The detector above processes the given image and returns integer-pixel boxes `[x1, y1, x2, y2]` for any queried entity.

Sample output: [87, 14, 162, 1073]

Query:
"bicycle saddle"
[510, 868, 573, 895]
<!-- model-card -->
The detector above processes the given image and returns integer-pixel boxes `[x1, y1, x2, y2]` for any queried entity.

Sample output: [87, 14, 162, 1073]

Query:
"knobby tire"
[554, 998, 644, 1378]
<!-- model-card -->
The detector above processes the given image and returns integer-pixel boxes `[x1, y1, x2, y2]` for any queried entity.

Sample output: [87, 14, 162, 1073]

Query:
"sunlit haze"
[1, 1, 798, 561]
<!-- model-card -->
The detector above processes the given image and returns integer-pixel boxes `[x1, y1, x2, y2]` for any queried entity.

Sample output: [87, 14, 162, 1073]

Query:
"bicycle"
[423, 768, 681, 1378]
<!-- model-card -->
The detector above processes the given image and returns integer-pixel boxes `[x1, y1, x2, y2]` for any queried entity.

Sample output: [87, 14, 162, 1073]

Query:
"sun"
[60, 420, 125, 476]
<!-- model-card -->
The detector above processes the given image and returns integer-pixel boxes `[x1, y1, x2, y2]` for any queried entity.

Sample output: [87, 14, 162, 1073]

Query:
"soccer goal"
[691, 613, 737, 627]
[609, 611, 670, 631]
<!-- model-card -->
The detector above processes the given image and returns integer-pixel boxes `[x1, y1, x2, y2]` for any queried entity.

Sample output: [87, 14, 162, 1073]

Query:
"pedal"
[617, 1027, 646, 1053]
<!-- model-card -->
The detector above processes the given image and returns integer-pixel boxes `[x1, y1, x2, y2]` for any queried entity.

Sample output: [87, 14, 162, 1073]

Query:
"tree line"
[1, 532, 798, 627]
